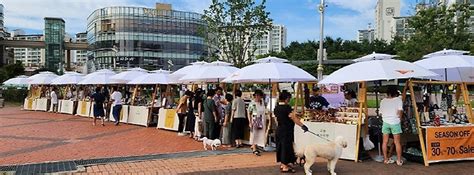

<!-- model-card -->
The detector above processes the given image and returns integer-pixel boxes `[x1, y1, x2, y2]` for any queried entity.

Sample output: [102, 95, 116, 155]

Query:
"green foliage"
[0, 62, 25, 84]
[202, 0, 273, 68]
[2, 87, 28, 103]
[395, 4, 473, 61]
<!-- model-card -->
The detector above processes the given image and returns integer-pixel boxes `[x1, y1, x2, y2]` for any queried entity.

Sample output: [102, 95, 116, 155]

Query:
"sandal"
[281, 167, 296, 173]
[397, 160, 404, 166]
[384, 158, 395, 164]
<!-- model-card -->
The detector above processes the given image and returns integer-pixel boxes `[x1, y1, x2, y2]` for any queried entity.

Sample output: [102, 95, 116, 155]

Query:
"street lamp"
[317, 0, 326, 80]
[111, 45, 118, 70]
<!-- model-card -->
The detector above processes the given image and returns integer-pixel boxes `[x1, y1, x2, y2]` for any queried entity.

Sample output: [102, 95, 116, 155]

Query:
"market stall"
[26, 72, 58, 111]
[166, 61, 238, 132]
[126, 70, 174, 127]
[51, 72, 84, 115]
[404, 80, 473, 166]
[318, 53, 437, 162]
[77, 69, 117, 118]
[223, 57, 316, 148]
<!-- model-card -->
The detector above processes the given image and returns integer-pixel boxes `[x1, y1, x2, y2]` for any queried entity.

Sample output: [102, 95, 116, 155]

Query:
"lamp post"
[111, 45, 118, 70]
[317, 0, 326, 80]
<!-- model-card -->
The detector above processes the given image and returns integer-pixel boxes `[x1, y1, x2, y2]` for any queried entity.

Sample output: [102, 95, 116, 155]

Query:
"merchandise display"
[302, 107, 364, 125]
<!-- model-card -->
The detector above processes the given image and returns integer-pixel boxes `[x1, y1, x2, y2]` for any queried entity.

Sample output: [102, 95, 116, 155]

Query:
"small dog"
[202, 137, 221, 150]
[296, 136, 348, 175]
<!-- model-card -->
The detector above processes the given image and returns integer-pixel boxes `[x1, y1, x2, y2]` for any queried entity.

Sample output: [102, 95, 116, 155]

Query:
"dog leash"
[306, 130, 332, 142]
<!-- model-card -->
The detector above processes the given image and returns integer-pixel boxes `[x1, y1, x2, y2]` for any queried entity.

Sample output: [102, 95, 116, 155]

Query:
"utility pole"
[317, 0, 326, 80]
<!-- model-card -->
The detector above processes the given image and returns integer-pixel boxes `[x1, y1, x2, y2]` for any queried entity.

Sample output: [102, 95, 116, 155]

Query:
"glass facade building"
[86, 4, 208, 70]
[44, 17, 65, 71]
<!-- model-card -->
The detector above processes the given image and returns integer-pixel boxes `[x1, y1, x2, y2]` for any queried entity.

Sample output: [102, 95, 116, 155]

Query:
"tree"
[202, 0, 273, 68]
[395, 4, 472, 61]
[0, 62, 25, 83]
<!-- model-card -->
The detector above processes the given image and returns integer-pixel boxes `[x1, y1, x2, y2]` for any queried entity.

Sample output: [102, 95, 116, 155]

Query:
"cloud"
[2, 0, 141, 35]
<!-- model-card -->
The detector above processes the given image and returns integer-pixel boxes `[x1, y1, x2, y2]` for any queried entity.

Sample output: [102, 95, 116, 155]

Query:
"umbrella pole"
[375, 81, 380, 117]
[444, 68, 448, 82]
[148, 84, 158, 127]
[265, 79, 273, 149]
[131, 85, 138, 106]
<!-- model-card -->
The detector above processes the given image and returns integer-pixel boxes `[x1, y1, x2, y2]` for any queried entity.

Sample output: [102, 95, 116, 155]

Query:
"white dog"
[202, 137, 221, 150]
[296, 136, 348, 175]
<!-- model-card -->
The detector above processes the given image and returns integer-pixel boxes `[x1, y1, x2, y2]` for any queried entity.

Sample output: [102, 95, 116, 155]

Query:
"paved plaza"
[0, 106, 473, 174]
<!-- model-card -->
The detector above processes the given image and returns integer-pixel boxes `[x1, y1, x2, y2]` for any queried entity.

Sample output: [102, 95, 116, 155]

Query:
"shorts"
[382, 122, 402, 135]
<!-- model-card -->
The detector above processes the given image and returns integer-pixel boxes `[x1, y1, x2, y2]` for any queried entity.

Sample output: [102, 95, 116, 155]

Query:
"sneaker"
[177, 132, 186, 136]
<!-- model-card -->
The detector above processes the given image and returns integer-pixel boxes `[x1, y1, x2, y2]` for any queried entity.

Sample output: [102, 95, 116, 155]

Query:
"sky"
[1, 0, 418, 43]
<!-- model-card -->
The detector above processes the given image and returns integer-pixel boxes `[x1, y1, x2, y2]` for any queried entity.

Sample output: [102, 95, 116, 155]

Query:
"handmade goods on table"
[302, 107, 363, 125]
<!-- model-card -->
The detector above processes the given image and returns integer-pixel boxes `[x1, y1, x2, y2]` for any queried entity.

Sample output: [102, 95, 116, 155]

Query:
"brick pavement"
[73, 152, 474, 175]
[0, 107, 202, 166]
[1, 106, 474, 175]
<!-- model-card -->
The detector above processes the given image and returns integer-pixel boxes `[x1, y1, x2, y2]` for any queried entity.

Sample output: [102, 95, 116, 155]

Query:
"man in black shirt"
[308, 86, 329, 110]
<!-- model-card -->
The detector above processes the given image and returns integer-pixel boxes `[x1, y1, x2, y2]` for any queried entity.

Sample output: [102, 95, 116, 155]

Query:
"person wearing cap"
[344, 89, 358, 107]
[308, 86, 329, 110]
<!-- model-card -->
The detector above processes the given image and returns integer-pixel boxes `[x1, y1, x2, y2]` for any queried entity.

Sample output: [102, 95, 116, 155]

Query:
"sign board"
[425, 126, 474, 163]
[109, 105, 129, 123]
[77, 101, 90, 117]
[294, 122, 358, 160]
[59, 100, 74, 114]
[157, 108, 179, 131]
[35, 98, 48, 111]
[23, 98, 35, 110]
[127, 106, 149, 126]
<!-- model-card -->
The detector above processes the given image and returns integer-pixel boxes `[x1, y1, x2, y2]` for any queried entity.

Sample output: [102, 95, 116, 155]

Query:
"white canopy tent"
[82, 69, 115, 80]
[111, 67, 149, 84]
[422, 48, 469, 58]
[28, 71, 59, 85]
[223, 57, 316, 83]
[414, 52, 474, 82]
[2, 75, 29, 87]
[128, 71, 175, 85]
[171, 61, 207, 77]
[78, 71, 118, 85]
[51, 72, 84, 85]
[179, 61, 239, 83]
[352, 52, 397, 62]
[319, 59, 438, 84]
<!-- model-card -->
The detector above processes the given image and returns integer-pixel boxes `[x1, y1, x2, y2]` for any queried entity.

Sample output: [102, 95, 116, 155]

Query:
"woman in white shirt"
[110, 86, 123, 126]
[380, 86, 403, 166]
[248, 90, 268, 156]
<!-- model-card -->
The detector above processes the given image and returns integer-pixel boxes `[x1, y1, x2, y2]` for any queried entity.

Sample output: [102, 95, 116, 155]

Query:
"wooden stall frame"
[293, 81, 366, 162]
[354, 81, 367, 163]
[406, 80, 474, 166]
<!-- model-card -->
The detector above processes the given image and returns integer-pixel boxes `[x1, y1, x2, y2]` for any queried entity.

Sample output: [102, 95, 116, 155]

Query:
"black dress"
[185, 98, 196, 132]
[274, 103, 296, 165]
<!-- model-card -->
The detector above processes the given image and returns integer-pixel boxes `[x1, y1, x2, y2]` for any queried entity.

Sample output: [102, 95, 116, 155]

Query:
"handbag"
[253, 115, 264, 129]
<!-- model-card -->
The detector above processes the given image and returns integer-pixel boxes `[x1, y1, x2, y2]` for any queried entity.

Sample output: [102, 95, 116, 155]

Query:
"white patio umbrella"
[414, 53, 474, 82]
[111, 67, 148, 84]
[83, 69, 115, 80]
[423, 48, 469, 58]
[223, 57, 316, 83]
[352, 52, 397, 62]
[51, 72, 84, 85]
[127, 72, 175, 85]
[28, 71, 59, 85]
[2, 75, 30, 87]
[255, 56, 288, 63]
[179, 61, 238, 83]
[151, 69, 172, 74]
[78, 71, 118, 85]
[171, 61, 207, 78]
[319, 59, 438, 84]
